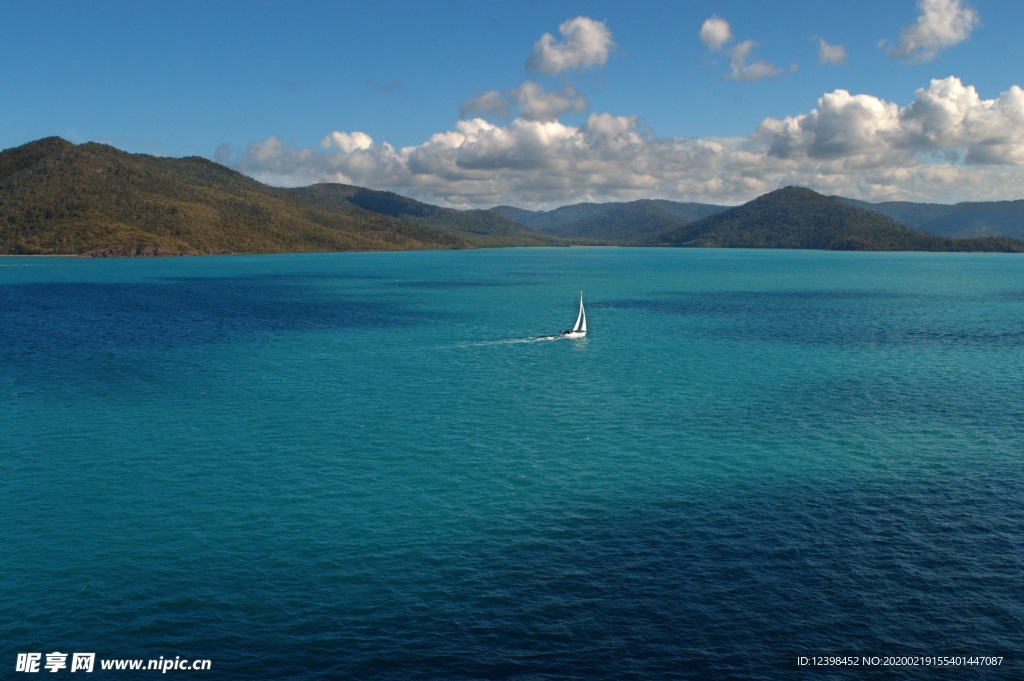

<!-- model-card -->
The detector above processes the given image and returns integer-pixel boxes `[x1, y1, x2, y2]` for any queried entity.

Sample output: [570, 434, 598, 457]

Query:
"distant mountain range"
[835, 196, 1024, 240]
[652, 187, 1024, 252]
[496, 193, 1024, 247]
[492, 200, 725, 242]
[2, 137, 1024, 255]
[0, 137, 560, 255]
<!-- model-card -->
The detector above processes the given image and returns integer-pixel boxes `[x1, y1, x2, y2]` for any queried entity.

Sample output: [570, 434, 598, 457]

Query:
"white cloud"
[527, 17, 614, 75]
[459, 90, 510, 120]
[460, 82, 588, 122]
[899, 78, 1024, 163]
[816, 38, 847, 65]
[884, 0, 980, 63]
[755, 89, 902, 162]
[700, 15, 787, 82]
[412, 117, 583, 173]
[699, 16, 732, 52]
[320, 131, 374, 153]
[515, 82, 589, 121]
[234, 78, 1024, 208]
[727, 40, 786, 81]
[755, 76, 1024, 169]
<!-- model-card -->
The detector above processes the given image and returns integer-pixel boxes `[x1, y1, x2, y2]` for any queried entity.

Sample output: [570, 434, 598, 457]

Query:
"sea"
[2, 247, 1022, 680]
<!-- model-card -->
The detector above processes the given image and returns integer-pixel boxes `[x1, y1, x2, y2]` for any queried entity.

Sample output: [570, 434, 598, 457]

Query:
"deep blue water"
[2, 248, 1022, 679]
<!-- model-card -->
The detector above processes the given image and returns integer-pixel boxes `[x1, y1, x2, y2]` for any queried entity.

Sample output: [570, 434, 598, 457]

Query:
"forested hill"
[838, 196, 1024, 239]
[285, 184, 558, 247]
[654, 187, 1024, 252]
[0, 137, 559, 256]
[498, 193, 1024, 247]
[4, 138, 1024, 256]
[495, 199, 726, 242]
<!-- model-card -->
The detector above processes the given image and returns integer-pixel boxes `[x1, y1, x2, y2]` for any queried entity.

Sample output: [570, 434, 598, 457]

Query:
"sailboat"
[561, 291, 587, 339]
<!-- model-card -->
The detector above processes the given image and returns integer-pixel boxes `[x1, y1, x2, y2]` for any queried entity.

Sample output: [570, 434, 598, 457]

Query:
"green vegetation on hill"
[655, 187, 1024, 252]
[496, 198, 726, 243]
[287, 185, 562, 247]
[3, 137, 1023, 256]
[521, 202, 622, 232]
[0, 138, 557, 256]
[840, 196, 1024, 239]
[489, 205, 540, 223]
[549, 200, 725, 242]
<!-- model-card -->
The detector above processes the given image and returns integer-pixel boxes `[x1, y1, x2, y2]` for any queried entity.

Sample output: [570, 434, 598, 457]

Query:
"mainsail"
[573, 292, 586, 333]
[558, 291, 588, 338]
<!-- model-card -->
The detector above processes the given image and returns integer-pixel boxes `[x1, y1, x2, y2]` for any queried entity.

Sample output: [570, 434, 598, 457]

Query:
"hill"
[840, 197, 1024, 239]
[489, 205, 540, 223]
[0, 137, 558, 255]
[496, 199, 726, 242]
[655, 187, 1024, 252]
[286, 185, 560, 247]
[5, 138, 1023, 256]
[521, 202, 623, 232]
[546, 200, 725, 241]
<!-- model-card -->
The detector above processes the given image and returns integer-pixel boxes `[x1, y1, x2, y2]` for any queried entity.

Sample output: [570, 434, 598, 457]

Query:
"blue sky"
[4, 0, 1024, 208]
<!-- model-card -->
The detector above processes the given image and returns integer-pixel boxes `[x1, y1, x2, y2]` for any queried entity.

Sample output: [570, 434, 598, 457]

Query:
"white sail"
[575, 292, 586, 332]
[563, 291, 587, 337]
[557, 290, 589, 337]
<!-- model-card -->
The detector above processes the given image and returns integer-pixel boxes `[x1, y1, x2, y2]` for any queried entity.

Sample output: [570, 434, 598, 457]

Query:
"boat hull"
[561, 331, 586, 339]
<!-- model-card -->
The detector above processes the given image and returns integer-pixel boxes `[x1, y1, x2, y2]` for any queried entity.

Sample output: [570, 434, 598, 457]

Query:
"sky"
[3, 0, 1024, 209]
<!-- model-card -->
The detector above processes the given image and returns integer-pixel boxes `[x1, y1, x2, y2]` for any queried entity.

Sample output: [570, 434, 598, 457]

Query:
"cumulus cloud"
[527, 17, 614, 74]
[816, 38, 847, 65]
[515, 82, 589, 120]
[900, 78, 1024, 163]
[699, 16, 732, 52]
[234, 78, 1024, 208]
[755, 90, 903, 164]
[884, 0, 980, 62]
[321, 131, 374, 153]
[460, 90, 510, 120]
[755, 77, 1024, 167]
[727, 40, 786, 81]
[460, 82, 588, 121]
[700, 15, 787, 82]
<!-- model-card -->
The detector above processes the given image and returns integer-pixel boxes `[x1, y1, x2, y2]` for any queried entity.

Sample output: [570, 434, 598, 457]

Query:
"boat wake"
[459, 336, 564, 348]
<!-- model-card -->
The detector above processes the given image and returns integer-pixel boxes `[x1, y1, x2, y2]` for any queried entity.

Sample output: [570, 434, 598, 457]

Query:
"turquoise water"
[2, 248, 1022, 679]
